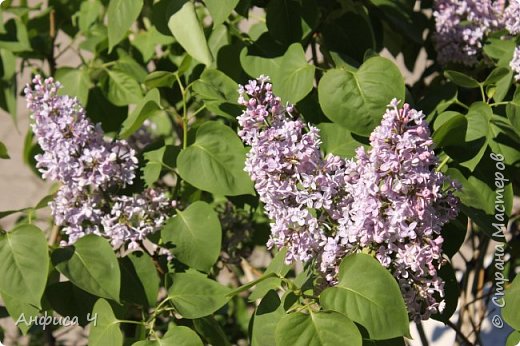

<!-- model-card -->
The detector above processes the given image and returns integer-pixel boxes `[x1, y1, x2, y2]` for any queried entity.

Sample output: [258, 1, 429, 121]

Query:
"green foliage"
[275, 310, 362, 346]
[162, 201, 222, 272]
[89, 299, 123, 346]
[1, 0, 520, 344]
[167, 272, 231, 319]
[167, 0, 213, 66]
[0, 224, 49, 308]
[177, 121, 254, 196]
[320, 254, 410, 340]
[318, 57, 405, 136]
[0, 141, 9, 159]
[503, 275, 520, 330]
[52, 235, 121, 302]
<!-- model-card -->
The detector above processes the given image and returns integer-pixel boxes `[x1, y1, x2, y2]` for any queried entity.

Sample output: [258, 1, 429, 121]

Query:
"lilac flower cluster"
[237, 77, 460, 320]
[237, 76, 352, 268]
[511, 46, 520, 82]
[343, 100, 459, 319]
[433, 0, 504, 66]
[25, 76, 173, 250]
[433, 0, 520, 71]
[504, 0, 520, 35]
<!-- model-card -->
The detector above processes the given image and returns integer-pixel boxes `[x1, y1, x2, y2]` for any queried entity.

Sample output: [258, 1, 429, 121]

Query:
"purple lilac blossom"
[511, 46, 520, 81]
[101, 189, 174, 250]
[237, 77, 460, 320]
[25, 75, 173, 250]
[433, 0, 503, 65]
[341, 100, 460, 320]
[504, 0, 520, 35]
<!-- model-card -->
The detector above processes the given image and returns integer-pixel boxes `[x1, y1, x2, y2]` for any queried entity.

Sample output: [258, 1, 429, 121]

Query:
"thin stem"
[416, 321, 430, 346]
[436, 155, 451, 172]
[118, 319, 146, 326]
[191, 104, 207, 118]
[175, 74, 188, 149]
[489, 101, 509, 107]
[454, 99, 469, 110]
[446, 320, 474, 346]
[479, 84, 486, 103]
[48, 224, 59, 246]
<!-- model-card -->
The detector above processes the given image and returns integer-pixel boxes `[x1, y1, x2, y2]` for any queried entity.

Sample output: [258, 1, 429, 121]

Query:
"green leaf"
[0, 141, 9, 159]
[192, 69, 242, 118]
[55, 67, 92, 105]
[240, 46, 282, 80]
[75, 0, 103, 33]
[46, 281, 97, 326]
[0, 18, 31, 52]
[89, 299, 123, 346]
[251, 290, 285, 346]
[0, 80, 16, 120]
[444, 102, 492, 171]
[275, 311, 362, 346]
[1, 289, 40, 335]
[318, 57, 405, 136]
[133, 325, 204, 346]
[320, 6, 375, 63]
[249, 248, 291, 301]
[105, 70, 143, 106]
[167, 0, 213, 66]
[272, 43, 315, 104]
[107, 0, 144, 52]
[265, 0, 302, 46]
[444, 70, 480, 89]
[506, 330, 520, 346]
[0, 194, 53, 219]
[484, 67, 510, 86]
[87, 87, 128, 133]
[168, 272, 231, 319]
[193, 316, 231, 346]
[119, 252, 160, 307]
[162, 201, 221, 272]
[440, 214, 468, 258]
[432, 112, 467, 148]
[120, 88, 161, 138]
[177, 121, 255, 196]
[503, 275, 520, 330]
[447, 158, 512, 240]
[1, 49, 17, 81]
[506, 87, 520, 137]
[489, 115, 520, 166]
[114, 49, 148, 83]
[142, 145, 179, 187]
[0, 224, 49, 308]
[132, 26, 174, 62]
[205, 0, 239, 26]
[483, 39, 515, 101]
[317, 123, 366, 158]
[52, 235, 121, 302]
[144, 71, 176, 89]
[320, 253, 410, 340]
[163, 325, 204, 346]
